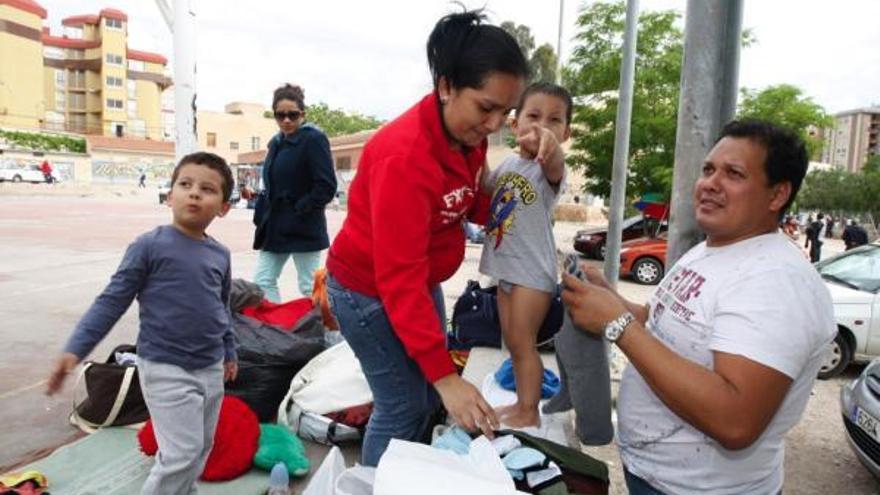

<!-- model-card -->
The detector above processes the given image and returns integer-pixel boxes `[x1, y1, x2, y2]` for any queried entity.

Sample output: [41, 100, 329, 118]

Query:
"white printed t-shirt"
[618, 232, 836, 494]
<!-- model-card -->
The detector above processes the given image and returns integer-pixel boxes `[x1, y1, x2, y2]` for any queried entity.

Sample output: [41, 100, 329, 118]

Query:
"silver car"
[841, 358, 880, 478]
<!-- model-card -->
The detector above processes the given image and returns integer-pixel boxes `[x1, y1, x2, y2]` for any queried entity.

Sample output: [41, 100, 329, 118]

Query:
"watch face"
[605, 313, 632, 342]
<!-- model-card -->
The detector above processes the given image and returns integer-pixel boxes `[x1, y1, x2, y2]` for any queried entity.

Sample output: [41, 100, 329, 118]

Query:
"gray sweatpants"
[542, 310, 614, 445]
[138, 358, 224, 495]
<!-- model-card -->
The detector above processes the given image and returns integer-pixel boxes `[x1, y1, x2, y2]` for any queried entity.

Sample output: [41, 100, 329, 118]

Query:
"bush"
[0, 130, 86, 153]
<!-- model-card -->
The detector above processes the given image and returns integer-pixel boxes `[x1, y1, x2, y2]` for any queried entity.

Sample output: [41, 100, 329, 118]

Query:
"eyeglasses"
[274, 110, 303, 121]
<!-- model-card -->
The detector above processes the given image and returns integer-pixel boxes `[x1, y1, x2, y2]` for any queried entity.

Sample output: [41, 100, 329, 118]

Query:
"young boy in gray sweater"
[46, 152, 239, 495]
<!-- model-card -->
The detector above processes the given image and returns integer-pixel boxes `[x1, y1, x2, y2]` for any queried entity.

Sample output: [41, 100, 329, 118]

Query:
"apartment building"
[196, 102, 279, 164]
[0, 1, 170, 140]
[822, 108, 880, 172]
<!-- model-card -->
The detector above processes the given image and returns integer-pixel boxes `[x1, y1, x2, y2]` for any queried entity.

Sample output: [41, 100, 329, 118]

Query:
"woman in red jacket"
[325, 10, 529, 466]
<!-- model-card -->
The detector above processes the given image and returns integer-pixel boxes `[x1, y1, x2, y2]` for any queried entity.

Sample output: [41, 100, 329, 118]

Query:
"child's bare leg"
[495, 283, 552, 428]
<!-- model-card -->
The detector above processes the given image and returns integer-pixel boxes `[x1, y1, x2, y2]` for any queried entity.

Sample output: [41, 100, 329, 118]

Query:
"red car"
[573, 215, 667, 260]
[619, 235, 667, 285]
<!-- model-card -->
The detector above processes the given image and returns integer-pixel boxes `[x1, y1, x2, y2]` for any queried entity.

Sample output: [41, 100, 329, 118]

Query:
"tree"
[564, 1, 683, 199]
[264, 102, 383, 138]
[798, 167, 880, 230]
[737, 84, 833, 159]
[500, 21, 535, 60]
[530, 44, 558, 84]
[501, 21, 558, 84]
[864, 154, 880, 174]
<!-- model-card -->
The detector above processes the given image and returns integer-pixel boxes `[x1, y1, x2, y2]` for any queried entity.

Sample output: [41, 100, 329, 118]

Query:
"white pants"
[138, 358, 224, 495]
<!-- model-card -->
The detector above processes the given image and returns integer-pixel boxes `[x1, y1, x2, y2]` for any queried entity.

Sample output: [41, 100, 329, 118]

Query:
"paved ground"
[0, 183, 876, 493]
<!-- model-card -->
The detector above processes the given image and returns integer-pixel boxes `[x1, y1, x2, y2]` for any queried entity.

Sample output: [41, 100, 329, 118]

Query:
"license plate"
[855, 406, 880, 442]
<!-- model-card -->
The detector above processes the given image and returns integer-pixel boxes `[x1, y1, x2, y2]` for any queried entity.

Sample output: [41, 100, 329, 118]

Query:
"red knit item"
[138, 395, 260, 481]
[240, 297, 314, 331]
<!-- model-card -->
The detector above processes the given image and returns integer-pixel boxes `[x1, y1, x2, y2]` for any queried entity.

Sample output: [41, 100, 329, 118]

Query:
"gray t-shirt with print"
[478, 155, 564, 293]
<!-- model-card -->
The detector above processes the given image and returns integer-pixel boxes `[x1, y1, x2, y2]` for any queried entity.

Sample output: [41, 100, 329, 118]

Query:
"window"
[55, 91, 66, 110]
[105, 53, 123, 66]
[67, 49, 83, 60]
[69, 70, 85, 89]
[106, 76, 123, 87]
[127, 80, 137, 98]
[63, 26, 83, 39]
[251, 136, 260, 150]
[207, 132, 217, 147]
[106, 98, 124, 110]
[336, 156, 352, 170]
[44, 47, 65, 60]
[128, 60, 144, 71]
[55, 70, 66, 85]
[229, 141, 239, 151]
[127, 99, 137, 118]
[69, 93, 84, 110]
[105, 18, 123, 29]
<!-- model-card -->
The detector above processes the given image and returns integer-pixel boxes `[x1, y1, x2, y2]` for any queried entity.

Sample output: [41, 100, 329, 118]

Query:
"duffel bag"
[70, 344, 149, 433]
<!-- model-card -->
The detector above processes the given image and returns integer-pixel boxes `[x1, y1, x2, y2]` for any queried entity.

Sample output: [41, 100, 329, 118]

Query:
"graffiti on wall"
[92, 159, 174, 184]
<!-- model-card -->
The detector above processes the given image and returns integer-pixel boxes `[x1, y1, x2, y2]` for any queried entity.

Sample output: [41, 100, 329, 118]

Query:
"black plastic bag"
[225, 311, 325, 421]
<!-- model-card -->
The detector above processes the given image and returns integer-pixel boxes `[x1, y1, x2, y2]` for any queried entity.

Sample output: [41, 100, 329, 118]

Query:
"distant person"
[46, 152, 239, 495]
[805, 212, 825, 262]
[252, 83, 336, 301]
[478, 82, 571, 427]
[40, 160, 54, 184]
[325, 9, 529, 466]
[138, 170, 147, 188]
[782, 215, 799, 242]
[825, 214, 834, 238]
[562, 120, 835, 494]
[843, 219, 869, 250]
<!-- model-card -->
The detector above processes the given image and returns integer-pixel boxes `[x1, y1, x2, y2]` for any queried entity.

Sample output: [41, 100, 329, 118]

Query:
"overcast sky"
[37, 0, 880, 120]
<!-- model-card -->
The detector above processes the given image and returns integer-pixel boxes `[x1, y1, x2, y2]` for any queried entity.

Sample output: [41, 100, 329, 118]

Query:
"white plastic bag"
[335, 465, 376, 495]
[302, 446, 346, 495]
[278, 341, 371, 417]
[374, 436, 517, 495]
[301, 446, 376, 495]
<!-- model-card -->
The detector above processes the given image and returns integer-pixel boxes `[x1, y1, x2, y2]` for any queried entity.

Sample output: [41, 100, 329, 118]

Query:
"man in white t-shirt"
[561, 120, 836, 494]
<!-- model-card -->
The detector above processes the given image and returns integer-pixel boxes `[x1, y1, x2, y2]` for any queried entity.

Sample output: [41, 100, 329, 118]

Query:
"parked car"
[817, 243, 880, 378]
[841, 357, 880, 478]
[573, 215, 667, 259]
[0, 163, 46, 183]
[620, 235, 667, 285]
[157, 180, 172, 204]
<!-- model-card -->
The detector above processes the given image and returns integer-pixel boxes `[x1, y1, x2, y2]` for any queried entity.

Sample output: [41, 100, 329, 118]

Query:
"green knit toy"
[253, 424, 310, 476]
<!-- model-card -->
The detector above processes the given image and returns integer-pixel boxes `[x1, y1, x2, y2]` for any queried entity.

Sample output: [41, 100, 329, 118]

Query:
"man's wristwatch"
[604, 311, 635, 343]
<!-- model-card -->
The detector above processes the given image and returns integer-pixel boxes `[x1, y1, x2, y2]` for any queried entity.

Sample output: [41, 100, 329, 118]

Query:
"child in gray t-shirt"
[47, 152, 239, 495]
[479, 83, 572, 427]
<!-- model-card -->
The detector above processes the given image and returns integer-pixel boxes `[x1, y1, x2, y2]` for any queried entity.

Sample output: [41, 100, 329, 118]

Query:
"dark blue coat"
[253, 124, 336, 253]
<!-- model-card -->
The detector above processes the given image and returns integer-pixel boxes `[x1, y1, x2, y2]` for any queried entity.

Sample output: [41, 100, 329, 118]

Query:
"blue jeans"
[624, 466, 666, 495]
[253, 249, 322, 301]
[326, 273, 444, 467]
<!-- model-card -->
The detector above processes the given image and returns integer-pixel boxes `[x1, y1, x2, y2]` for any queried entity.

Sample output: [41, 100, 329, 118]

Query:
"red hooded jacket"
[327, 93, 490, 382]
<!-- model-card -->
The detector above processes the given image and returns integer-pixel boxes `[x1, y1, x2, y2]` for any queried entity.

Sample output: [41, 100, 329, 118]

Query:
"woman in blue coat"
[253, 83, 337, 301]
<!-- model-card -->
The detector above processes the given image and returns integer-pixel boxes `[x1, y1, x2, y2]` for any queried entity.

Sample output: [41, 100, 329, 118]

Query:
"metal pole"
[556, 0, 564, 84]
[603, 0, 639, 288]
[666, 0, 743, 268]
[171, 0, 197, 162]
